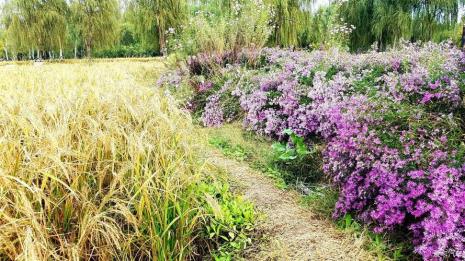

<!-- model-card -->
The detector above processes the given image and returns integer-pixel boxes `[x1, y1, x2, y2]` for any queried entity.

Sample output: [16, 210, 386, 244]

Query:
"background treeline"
[0, 0, 464, 60]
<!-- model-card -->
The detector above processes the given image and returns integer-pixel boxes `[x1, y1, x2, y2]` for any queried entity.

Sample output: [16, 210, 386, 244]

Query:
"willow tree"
[340, 0, 465, 51]
[40, 0, 68, 59]
[67, 14, 81, 59]
[4, 0, 42, 58]
[3, 13, 23, 59]
[0, 30, 7, 59]
[372, 0, 412, 50]
[0, 3, 6, 59]
[1, 0, 68, 59]
[269, 0, 298, 47]
[267, 0, 312, 47]
[71, 0, 119, 57]
[411, 0, 465, 42]
[129, 0, 186, 55]
[305, 3, 341, 49]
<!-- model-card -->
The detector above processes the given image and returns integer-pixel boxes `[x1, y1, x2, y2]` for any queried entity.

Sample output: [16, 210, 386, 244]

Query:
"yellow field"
[0, 60, 208, 260]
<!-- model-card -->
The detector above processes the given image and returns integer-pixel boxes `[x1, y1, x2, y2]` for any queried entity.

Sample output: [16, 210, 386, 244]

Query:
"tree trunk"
[461, 23, 465, 50]
[4, 47, 8, 60]
[37, 48, 41, 60]
[157, 19, 166, 56]
[85, 38, 92, 58]
[86, 44, 92, 58]
[58, 39, 63, 60]
[74, 40, 78, 59]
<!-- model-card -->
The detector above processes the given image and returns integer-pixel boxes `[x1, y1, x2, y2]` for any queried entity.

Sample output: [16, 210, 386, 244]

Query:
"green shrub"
[198, 181, 256, 259]
[271, 129, 324, 183]
[93, 44, 159, 58]
[169, 0, 272, 56]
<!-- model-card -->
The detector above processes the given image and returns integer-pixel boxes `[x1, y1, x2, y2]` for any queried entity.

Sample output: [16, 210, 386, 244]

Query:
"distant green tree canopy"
[340, 0, 465, 51]
[71, 0, 119, 57]
[128, 0, 186, 54]
[0, 0, 464, 59]
[1, 0, 68, 59]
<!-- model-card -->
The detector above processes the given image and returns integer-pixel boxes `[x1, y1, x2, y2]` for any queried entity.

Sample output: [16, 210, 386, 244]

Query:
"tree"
[2, 0, 39, 58]
[40, 0, 68, 59]
[306, 3, 345, 49]
[372, 0, 412, 50]
[269, 0, 300, 47]
[0, 29, 7, 60]
[1, 0, 68, 59]
[340, 0, 465, 51]
[130, 0, 186, 55]
[71, 0, 119, 57]
[67, 13, 82, 59]
[411, 0, 464, 42]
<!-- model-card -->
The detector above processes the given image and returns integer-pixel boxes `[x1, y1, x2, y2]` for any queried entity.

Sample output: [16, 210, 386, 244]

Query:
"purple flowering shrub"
[158, 51, 262, 126]
[324, 97, 465, 259]
[159, 41, 465, 259]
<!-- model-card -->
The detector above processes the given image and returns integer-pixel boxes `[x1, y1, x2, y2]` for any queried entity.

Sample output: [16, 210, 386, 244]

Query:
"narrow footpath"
[209, 151, 376, 261]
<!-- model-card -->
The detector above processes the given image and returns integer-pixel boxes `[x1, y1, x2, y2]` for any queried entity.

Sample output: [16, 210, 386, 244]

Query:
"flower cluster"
[159, 41, 465, 259]
[329, 21, 355, 36]
[201, 94, 224, 127]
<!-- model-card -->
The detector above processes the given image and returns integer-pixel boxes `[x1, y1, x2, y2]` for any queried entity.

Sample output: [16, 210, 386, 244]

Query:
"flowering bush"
[159, 41, 465, 259]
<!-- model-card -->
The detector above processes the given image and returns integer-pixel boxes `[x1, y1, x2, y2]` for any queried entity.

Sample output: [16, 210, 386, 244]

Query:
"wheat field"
[0, 61, 208, 260]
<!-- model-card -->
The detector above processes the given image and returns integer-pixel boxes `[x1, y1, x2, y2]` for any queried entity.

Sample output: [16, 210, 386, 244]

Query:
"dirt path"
[208, 151, 375, 261]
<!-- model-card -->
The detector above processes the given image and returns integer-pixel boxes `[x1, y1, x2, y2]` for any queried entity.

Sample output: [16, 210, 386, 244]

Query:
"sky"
[313, 0, 331, 10]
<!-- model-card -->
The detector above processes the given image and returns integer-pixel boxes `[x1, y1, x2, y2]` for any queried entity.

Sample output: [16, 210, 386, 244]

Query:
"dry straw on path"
[209, 151, 376, 261]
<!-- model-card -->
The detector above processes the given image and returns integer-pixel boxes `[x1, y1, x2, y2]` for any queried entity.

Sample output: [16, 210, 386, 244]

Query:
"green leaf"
[271, 142, 287, 152]
[228, 231, 235, 239]
[283, 128, 293, 136]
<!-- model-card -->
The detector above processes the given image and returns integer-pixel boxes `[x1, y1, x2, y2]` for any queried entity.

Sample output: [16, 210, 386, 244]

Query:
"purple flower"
[201, 94, 224, 127]
[421, 92, 434, 104]
[198, 81, 213, 92]
[173, 42, 465, 260]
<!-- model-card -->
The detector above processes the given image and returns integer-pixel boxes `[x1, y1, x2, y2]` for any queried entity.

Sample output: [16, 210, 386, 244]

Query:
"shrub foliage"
[160, 42, 465, 259]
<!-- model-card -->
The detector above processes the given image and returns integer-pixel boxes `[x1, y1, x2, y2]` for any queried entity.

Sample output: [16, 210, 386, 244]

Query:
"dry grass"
[0, 61, 209, 260]
[208, 151, 375, 261]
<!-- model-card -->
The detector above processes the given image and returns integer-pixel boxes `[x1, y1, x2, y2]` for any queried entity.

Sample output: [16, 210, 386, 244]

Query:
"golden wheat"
[0, 61, 206, 260]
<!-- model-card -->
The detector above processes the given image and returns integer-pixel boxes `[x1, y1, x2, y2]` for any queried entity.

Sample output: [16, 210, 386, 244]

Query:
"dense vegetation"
[159, 42, 465, 259]
[0, 61, 256, 260]
[1, 0, 465, 59]
[3, 0, 465, 260]
[341, 0, 465, 51]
